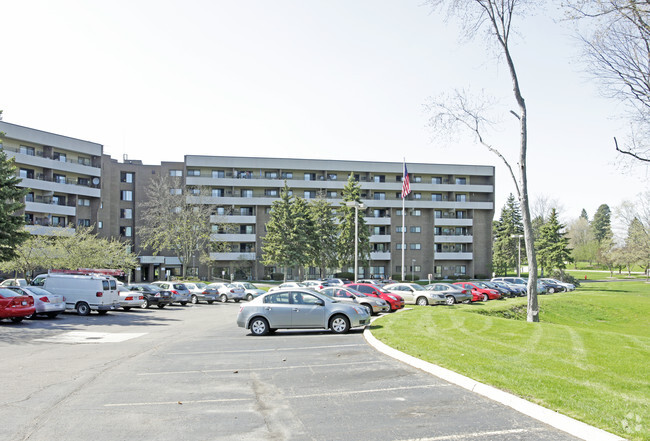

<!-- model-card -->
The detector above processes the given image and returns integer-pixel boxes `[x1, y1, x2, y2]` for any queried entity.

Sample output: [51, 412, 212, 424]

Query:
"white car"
[117, 285, 146, 310]
[0, 278, 29, 287]
[268, 282, 308, 292]
[382, 283, 447, 306]
[541, 278, 575, 291]
[206, 283, 245, 302]
[232, 282, 266, 301]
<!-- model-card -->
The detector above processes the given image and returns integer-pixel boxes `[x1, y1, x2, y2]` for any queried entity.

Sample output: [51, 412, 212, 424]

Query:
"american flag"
[401, 163, 411, 198]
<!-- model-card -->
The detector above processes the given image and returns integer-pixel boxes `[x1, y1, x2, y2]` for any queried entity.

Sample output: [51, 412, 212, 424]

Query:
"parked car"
[151, 281, 191, 305]
[490, 280, 525, 297]
[491, 277, 528, 292]
[382, 283, 447, 306]
[325, 278, 350, 286]
[0, 278, 29, 287]
[117, 285, 146, 310]
[0, 287, 35, 323]
[453, 281, 501, 301]
[346, 283, 405, 311]
[302, 280, 330, 290]
[481, 281, 513, 297]
[32, 273, 120, 315]
[205, 283, 245, 302]
[423, 283, 473, 304]
[540, 278, 570, 293]
[5, 286, 65, 318]
[268, 282, 308, 292]
[182, 282, 219, 304]
[126, 284, 173, 308]
[319, 286, 390, 315]
[237, 289, 371, 335]
[232, 282, 266, 301]
[541, 278, 575, 291]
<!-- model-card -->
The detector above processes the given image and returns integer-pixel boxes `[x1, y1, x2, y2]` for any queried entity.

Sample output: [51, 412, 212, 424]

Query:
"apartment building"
[0, 121, 102, 236]
[1, 121, 495, 282]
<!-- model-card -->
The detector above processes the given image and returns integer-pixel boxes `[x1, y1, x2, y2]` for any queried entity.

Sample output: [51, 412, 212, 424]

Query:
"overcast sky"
[2, 0, 647, 222]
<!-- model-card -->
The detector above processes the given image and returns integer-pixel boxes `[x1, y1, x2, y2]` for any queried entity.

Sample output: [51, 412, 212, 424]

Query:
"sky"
[1, 0, 647, 223]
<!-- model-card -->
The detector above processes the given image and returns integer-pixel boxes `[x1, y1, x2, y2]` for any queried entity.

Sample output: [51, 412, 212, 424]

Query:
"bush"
[271, 273, 284, 281]
[335, 271, 354, 280]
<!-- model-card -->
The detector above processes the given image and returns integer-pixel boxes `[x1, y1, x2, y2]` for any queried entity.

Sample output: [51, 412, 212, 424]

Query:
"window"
[396, 209, 402, 216]
[120, 208, 133, 219]
[456, 211, 466, 219]
[327, 173, 337, 180]
[410, 226, 421, 233]
[19, 145, 35, 156]
[77, 177, 89, 186]
[78, 198, 90, 206]
[395, 192, 402, 198]
[414, 193, 422, 200]
[304, 191, 316, 199]
[373, 175, 385, 183]
[240, 207, 253, 216]
[434, 227, 441, 235]
[432, 177, 442, 184]
[434, 210, 442, 218]
[120, 226, 133, 237]
[456, 265, 467, 275]
[121, 172, 134, 183]
[412, 209, 421, 216]
[53, 174, 66, 184]
[265, 171, 278, 179]
[19, 168, 34, 179]
[281, 172, 293, 179]
[189, 188, 201, 195]
[98, 221, 103, 229]
[395, 226, 404, 233]
[212, 189, 224, 197]
[52, 195, 66, 206]
[51, 216, 66, 227]
[121, 190, 133, 201]
[25, 192, 34, 202]
[374, 192, 385, 200]
[372, 226, 387, 235]
[413, 176, 422, 183]
[241, 189, 253, 198]
[53, 152, 67, 162]
[169, 170, 183, 177]
[78, 156, 91, 166]
[215, 207, 225, 215]
[410, 243, 421, 250]
[187, 169, 201, 177]
[304, 173, 316, 181]
[212, 170, 225, 178]
[456, 194, 466, 202]
[169, 188, 182, 195]
[432, 193, 442, 201]
[78, 219, 91, 227]
[264, 292, 290, 304]
[265, 189, 278, 197]
[456, 177, 467, 185]
[326, 191, 337, 198]
[241, 225, 254, 234]
[396, 244, 403, 250]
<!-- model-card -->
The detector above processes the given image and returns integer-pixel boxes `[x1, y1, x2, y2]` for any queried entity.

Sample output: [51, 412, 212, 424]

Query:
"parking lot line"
[168, 343, 366, 355]
[395, 428, 546, 441]
[137, 359, 379, 376]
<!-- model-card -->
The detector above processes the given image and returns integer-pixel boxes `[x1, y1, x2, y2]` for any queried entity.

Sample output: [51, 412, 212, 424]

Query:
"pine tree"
[492, 194, 524, 275]
[535, 208, 573, 276]
[309, 195, 337, 278]
[591, 204, 612, 243]
[290, 195, 315, 279]
[261, 183, 296, 279]
[337, 174, 370, 272]
[0, 149, 29, 262]
[580, 209, 588, 221]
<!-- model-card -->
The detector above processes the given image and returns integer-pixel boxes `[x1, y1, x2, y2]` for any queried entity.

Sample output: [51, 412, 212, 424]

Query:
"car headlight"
[353, 306, 366, 314]
[389, 295, 397, 301]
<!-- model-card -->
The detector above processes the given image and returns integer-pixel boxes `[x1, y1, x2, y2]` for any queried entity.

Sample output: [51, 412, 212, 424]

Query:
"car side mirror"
[315, 300, 324, 306]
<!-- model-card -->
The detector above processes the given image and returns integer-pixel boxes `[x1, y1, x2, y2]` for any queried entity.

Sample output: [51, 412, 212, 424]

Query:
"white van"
[32, 274, 120, 315]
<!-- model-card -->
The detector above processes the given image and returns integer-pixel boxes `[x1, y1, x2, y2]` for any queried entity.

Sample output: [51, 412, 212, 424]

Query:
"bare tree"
[565, 0, 650, 164]
[426, 0, 540, 321]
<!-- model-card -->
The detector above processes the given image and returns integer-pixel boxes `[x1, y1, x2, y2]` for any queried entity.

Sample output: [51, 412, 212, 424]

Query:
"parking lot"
[1, 302, 582, 441]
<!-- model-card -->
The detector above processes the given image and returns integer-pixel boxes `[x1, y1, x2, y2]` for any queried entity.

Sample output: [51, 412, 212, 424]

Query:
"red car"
[0, 287, 35, 323]
[453, 282, 501, 301]
[346, 283, 405, 311]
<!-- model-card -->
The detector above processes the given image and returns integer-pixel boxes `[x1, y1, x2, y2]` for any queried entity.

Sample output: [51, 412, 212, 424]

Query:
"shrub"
[271, 273, 284, 281]
[335, 271, 354, 280]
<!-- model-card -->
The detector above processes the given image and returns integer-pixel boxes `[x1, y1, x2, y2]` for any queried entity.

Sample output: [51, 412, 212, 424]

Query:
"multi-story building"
[0, 121, 102, 236]
[1, 121, 495, 282]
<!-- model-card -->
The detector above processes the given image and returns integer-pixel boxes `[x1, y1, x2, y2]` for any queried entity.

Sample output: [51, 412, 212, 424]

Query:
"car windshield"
[411, 284, 426, 291]
[240, 282, 256, 289]
[173, 284, 187, 290]
[24, 287, 51, 296]
[0, 288, 21, 297]
[474, 282, 488, 288]
[195, 283, 207, 289]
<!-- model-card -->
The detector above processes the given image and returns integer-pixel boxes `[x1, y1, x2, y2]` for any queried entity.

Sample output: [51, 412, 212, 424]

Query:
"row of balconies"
[206, 251, 474, 262]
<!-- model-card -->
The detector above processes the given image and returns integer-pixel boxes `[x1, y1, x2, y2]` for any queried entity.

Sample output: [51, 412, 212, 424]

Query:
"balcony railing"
[2, 145, 95, 166]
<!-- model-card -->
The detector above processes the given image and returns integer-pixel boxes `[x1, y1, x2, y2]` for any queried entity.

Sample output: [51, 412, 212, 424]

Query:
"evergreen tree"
[261, 183, 297, 279]
[591, 204, 612, 243]
[580, 209, 588, 221]
[535, 208, 573, 276]
[309, 195, 338, 278]
[337, 174, 370, 272]
[492, 194, 524, 275]
[0, 149, 29, 262]
[290, 195, 315, 279]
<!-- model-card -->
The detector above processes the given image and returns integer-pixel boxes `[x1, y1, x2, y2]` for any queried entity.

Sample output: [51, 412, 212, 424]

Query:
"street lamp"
[511, 234, 524, 277]
[346, 201, 365, 282]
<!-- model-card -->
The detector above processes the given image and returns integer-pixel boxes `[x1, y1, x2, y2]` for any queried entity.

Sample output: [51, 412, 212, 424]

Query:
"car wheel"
[191, 295, 199, 304]
[25, 313, 34, 319]
[141, 299, 149, 309]
[10, 317, 24, 323]
[246, 294, 254, 301]
[47, 312, 59, 318]
[220, 294, 228, 303]
[446, 296, 456, 305]
[330, 314, 351, 334]
[157, 304, 166, 309]
[250, 317, 270, 336]
[76, 302, 91, 316]
[416, 296, 428, 306]
[97, 310, 108, 315]
[207, 300, 214, 304]
[234, 299, 241, 303]
[123, 307, 131, 311]
[482, 294, 489, 302]
[548, 287, 555, 294]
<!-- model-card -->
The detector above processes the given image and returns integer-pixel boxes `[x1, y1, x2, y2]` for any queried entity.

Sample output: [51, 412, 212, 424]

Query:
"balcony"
[210, 233, 256, 242]
[435, 218, 473, 227]
[370, 251, 391, 260]
[209, 252, 256, 261]
[25, 201, 76, 216]
[369, 234, 391, 243]
[19, 177, 101, 198]
[434, 252, 473, 260]
[365, 216, 391, 225]
[435, 235, 473, 243]
[4, 147, 101, 176]
[25, 224, 76, 236]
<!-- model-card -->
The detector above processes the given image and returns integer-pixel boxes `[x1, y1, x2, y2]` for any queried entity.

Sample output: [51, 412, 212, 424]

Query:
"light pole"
[411, 259, 416, 282]
[346, 201, 365, 282]
[511, 234, 523, 277]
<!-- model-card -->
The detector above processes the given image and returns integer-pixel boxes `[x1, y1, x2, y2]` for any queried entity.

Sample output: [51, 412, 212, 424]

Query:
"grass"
[371, 282, 650, 440]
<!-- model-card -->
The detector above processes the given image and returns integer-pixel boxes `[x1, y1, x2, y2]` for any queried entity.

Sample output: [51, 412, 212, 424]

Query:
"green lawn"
[371, 282, 650, 440]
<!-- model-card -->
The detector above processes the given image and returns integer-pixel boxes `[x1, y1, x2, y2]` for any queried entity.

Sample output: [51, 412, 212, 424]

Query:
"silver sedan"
[236, 289, 371, 336]
[319, 286, 390, 315]
[423, 283, 474, 304]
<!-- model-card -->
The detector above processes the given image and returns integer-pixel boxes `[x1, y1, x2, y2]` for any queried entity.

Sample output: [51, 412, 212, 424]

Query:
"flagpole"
[401, 159, 406, 281]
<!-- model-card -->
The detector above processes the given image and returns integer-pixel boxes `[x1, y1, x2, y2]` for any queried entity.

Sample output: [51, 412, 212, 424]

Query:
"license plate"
[22, 301, 28, 305]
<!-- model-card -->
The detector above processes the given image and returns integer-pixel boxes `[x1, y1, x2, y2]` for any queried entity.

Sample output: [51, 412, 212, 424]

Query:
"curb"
[363, 316, 625, 441]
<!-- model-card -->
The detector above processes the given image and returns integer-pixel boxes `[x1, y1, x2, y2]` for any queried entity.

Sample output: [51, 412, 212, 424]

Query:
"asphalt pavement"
[1, 301, 585, 441]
